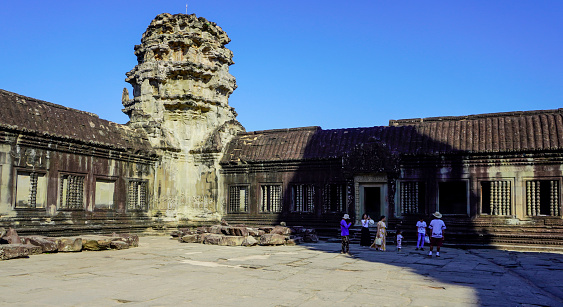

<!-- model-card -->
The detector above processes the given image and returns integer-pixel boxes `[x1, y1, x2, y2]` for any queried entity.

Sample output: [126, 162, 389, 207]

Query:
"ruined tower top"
[123, 13, 239, 133]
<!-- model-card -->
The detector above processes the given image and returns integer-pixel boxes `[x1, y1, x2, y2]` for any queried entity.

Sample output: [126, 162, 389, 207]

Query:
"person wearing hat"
[340, 214, 353, 254]
[428, 211, 446, 257]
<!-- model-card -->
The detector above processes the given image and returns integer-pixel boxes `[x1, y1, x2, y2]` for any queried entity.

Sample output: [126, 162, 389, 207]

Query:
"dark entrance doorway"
[363, 187, 381, 220]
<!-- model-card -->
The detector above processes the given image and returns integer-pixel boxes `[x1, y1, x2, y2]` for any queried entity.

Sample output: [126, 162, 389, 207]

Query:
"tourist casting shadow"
[371, 215, 387, 251]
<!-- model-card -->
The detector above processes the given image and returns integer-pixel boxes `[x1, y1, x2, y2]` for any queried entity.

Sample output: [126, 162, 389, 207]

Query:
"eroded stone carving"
[124, 13, 244, 222]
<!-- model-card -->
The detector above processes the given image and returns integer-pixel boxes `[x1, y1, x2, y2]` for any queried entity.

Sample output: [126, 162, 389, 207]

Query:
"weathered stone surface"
[81, 236, 113, 251]
[0, 244, 29, 260]
[56, 238, 83, 252]
[196, 226, 210, 234]
[22, 236, 58, 253]
[180, 234, 201, 243]
[220, 226, 230, 235]
[303, 234, 319, 243]
[110, 233, 139, 248]
[259, 226, 275, 234]
[218, 236, 245, 246]
[271, 226, 291, 235]
[304, 228, 316, 235]
[0, 227, 6, 238]
[229, 226, 249, 237]
[110, 241, 129, 250]
[247, 228, 261, 237]
[242, 236, 258, 247]
[21, 244, 42, 255]
[210, 225, 223, 234]
[259, 234, 287, 246]
[201, 233, 224, 245]
[170, 229, 187, 237]
[285, 239, 298, 246]
[124, 13, 244, 223]
[1, 228, 22, 244]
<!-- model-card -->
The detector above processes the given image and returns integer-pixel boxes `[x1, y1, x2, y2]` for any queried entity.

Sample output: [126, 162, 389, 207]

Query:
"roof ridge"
[389, 108, 563, 126]
[241, 126, 321, 135]
[0, 88, 103, 119]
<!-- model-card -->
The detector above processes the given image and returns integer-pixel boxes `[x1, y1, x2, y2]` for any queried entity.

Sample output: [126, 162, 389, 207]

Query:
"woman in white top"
[360, 213, 374, 246]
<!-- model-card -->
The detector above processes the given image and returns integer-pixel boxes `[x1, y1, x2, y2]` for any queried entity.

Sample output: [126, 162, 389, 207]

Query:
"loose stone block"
[110, 233, 139, 248]
[218, 236, 245, 246]
[242, 236, 258, 247]
[0, 244, 29, 260]
[22, 236, 58, 253]
[220, 226, 231, 235]
[57, 237, 83, 252]
[304, 234, 319, 243]
[230, 226, 249, 237]
[81, 236, 112, 251]
[247, 228, 261, 237]
[110, 241, 129, 250]
[1, 228, 22, 244]
[21, 244, 43, 255]
[259, 226, 275, 234]
[259, 234, 287, 246]
[210, 225, 223, 234]
[196, 227, 210, 234]
[180, 234, 201, 243]
[270, 226, 291, 235]
[202, 233, 224, 245]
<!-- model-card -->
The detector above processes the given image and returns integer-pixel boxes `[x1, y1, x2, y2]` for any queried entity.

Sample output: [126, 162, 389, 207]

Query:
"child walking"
[340, 214, 353, 254]
[415, 217, 427, 251]
[396, 230, 403, 252]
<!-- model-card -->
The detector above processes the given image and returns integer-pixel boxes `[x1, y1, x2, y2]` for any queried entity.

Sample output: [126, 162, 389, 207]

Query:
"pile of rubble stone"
[0, 227, 139, 261]
[171, 223, 319, 247]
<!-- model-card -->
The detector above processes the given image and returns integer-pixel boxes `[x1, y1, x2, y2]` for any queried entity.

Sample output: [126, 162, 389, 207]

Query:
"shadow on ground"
[302, 241, 563, 306]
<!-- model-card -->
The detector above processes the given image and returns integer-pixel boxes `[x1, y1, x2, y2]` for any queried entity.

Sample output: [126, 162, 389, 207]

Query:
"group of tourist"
[340, 211, 446, 257]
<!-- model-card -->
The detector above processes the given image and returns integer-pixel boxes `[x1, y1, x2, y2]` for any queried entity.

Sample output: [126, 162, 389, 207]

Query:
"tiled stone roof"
[390, 109, 563, 153]
[0, 89, 154, 154]
[222, 108, 563, 164]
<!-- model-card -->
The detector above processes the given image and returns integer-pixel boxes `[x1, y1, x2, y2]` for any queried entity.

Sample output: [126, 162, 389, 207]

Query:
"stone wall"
[0, 130, 156, 235]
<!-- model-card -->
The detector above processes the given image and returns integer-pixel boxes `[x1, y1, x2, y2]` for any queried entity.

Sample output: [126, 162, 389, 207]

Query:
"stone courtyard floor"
[1, 236, 562, 306]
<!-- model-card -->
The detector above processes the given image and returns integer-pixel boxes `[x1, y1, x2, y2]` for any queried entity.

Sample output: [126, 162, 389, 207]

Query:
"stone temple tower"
[123, 13, 244, 223]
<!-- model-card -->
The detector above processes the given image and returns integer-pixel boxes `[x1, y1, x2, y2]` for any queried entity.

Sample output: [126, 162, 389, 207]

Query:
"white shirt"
[361, 219, 374, 228]
[416, 221, 427, 234]
[429, 219, 446, 238]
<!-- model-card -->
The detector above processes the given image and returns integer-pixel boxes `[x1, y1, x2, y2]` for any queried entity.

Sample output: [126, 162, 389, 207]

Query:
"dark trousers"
[341, 235, 350, 253]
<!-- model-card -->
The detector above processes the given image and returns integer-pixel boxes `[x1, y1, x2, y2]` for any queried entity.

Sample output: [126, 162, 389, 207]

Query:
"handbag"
[424, 235, 430, 244]
[375, 237, 383, 245]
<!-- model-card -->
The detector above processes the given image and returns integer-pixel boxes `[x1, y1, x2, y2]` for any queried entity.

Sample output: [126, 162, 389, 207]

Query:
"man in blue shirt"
[341, 214, 353, 254]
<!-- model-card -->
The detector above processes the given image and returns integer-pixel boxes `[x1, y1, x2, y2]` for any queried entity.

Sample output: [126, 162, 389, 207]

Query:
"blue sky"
[1, 1, 561, 131]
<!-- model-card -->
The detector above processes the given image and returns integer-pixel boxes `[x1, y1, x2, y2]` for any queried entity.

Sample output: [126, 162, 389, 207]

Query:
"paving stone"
[0, 236, 562, 306]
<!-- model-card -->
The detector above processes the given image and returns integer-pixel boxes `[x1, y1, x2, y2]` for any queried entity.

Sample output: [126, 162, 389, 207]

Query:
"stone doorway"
[363, 186, 382, 220]
[354, 174, 388, 225]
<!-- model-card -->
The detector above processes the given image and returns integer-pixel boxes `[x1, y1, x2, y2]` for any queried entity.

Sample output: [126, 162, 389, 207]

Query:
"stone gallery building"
[1, 13, 561, 246]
